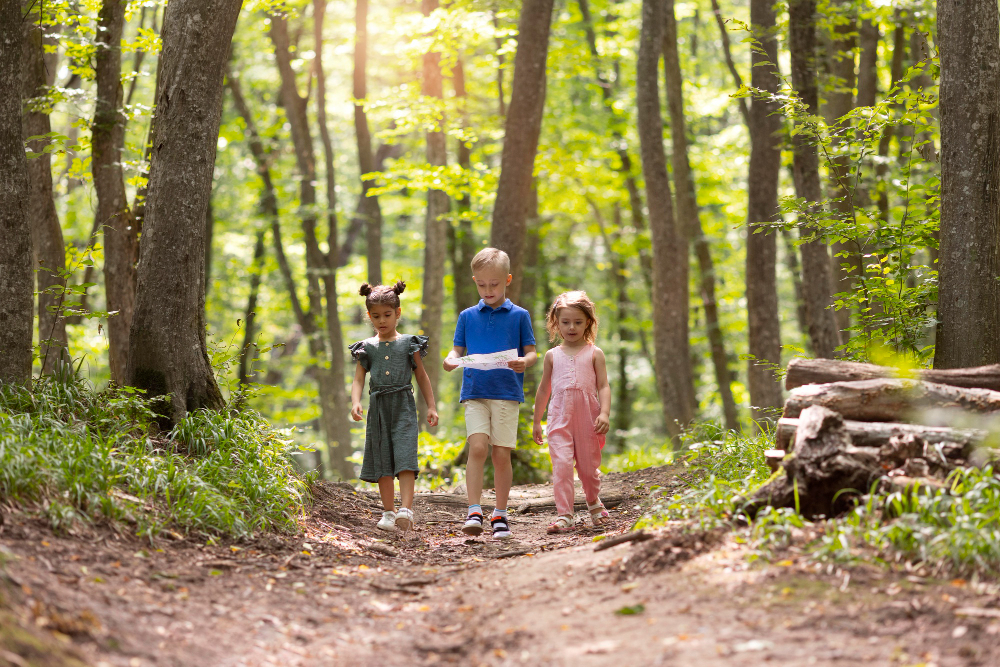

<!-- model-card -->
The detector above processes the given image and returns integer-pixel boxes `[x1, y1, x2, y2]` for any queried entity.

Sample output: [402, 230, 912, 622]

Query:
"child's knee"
[491, 445, 512, 466]
[468, 435, 489, 462]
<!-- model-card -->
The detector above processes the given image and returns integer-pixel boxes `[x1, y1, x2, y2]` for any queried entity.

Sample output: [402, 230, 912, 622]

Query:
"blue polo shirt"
[454, 299, 536, 403]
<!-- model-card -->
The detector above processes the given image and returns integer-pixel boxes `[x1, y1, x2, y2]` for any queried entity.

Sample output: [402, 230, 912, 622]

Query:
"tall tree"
[824, 0, 858, 338]
[934, 0, 1000, 367]
[0, 0, 33, 385]
[788, 0, 841, 359]
[663, 0, 738, 429]
[637, 0, 693, 439]
[490, 0, 555, 304]
[93, 0, 139, 385]
[267, 13, 353, 478]
[353, 0, 384, 285]
[449, 57, 479, 317]
[126, 0, 242, 423]
[418, 0, 449, 426]
[745, 0, 783, 422]
[22, 1, 69, 373]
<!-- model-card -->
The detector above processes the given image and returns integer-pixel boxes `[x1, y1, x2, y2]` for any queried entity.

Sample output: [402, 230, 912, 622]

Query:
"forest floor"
[3, 465, 1000, 667]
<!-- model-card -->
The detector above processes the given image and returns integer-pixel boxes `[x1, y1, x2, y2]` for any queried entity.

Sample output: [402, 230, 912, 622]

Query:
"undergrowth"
[638, 423, 1000, 578]
[0, 374, 308, 540]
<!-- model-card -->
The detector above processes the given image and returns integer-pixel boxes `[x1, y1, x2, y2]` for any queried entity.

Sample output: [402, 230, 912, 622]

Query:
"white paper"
[452, 348, 518, 371]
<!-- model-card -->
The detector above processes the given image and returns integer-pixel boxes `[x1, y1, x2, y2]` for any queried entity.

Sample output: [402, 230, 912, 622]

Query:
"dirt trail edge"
[2, 465, 999, 666]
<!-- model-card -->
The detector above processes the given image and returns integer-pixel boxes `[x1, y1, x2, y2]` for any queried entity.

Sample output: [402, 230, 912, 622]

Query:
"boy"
[443, 248, 537, 539]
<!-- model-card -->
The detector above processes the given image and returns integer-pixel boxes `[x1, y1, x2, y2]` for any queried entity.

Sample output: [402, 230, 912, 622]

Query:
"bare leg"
[465, 434, 490, 506]
[491, 445, 513, 510]
[377, 476, 396, 511]
[398, 471, 415, 509]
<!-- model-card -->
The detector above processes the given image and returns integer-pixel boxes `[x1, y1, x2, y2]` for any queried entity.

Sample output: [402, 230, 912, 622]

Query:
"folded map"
[451, 348, 518, 371]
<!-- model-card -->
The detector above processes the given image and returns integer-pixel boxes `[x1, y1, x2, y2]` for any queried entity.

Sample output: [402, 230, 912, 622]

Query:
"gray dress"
[349, 334, 429, 482]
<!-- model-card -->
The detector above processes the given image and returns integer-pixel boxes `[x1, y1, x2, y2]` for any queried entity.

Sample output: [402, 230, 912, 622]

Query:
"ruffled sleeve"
[409, 335, 430, 369]
[349, 340, 371, 371]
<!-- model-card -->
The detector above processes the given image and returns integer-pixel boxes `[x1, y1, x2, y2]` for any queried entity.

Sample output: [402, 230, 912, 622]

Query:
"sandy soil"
[2, 465, 1000, 667]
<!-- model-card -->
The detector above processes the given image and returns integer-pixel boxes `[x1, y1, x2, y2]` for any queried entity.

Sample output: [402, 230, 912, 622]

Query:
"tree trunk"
[775, 413, 984, 453]
[418, 0, 449, 428]
[126, 0, 239, 423]
[637, 0, 693, 439]
[781, 227, 808, 339]
[934, 0, 1000, 368]
[490, 0, 555, 304]
[314, 0, 355, 476]
[785, 357, 1000, 393]
[451, 57, 479, 317]
[22, 2, 69, 373]
[745, 0, 783, 422]
[94, 0, 140, 385]
[876, 13, 906, 223]
[238, 229, 266, 386]
[0, 0, 33, 386]
[788, 0, 841, 359]
[824, 0, 858, 339]
[663, 0, 737, 430]
[204, 199, 214, 297]
[353, 0, 383, 285]
[709, 0, 749, 125]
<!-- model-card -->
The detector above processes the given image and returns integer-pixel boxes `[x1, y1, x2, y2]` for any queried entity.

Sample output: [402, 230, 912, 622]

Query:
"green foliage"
[0, 375, 307, 539]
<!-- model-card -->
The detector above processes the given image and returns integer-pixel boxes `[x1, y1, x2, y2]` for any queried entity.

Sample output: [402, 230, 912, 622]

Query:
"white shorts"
[464, 399, 519, 449]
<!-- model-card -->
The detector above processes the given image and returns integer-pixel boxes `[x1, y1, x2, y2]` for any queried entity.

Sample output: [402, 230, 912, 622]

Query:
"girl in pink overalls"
[532, 291, 612, 533]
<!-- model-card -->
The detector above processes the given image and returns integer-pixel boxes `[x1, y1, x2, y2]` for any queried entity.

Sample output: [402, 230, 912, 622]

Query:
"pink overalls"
[546, 344, 605, 516]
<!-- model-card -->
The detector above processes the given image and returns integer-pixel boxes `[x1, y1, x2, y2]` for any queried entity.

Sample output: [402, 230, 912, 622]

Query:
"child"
[443, 248, 537, 540]
[532, 291, 612, 533]
[350, 281, 439, 532]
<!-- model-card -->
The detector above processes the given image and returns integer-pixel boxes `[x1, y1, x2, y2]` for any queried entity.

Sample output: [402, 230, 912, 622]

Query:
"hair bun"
[392, 280, 406, 295]
[359, 283, 373, 297]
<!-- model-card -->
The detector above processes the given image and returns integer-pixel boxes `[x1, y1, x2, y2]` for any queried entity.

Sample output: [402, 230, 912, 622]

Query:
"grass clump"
[0, 374, 308, 539]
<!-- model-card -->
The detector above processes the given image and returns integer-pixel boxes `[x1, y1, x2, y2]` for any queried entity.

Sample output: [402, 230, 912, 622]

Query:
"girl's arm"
[412, 352, 439, 427]
[532, 350, 554, 445]
[350, 363, 367, 421]
[593, 347, 611, 434]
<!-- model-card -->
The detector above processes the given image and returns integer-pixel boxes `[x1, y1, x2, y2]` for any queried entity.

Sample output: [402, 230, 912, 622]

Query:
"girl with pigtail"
[349, 281, 439, 532]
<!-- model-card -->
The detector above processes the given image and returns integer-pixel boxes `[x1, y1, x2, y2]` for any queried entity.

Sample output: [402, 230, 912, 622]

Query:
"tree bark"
[637, 0, 693, 439]
[876, 13, 906, 223]
[0, 0, 33, 385]
[238, 229, 266, 386]
[353, 0, 383, 285]
[450, 57, 479, 317]
[490, 0, 555, 304]
[745, 0, 783, 422]
[824, 0, 858, 338]
[663, 0, 737, 430]
[314, 0, 354, 475]
[126, 0, 239, 423]
[94, 0, 140, 385]
[782, 378, 1000, 422]
[785, 357, 1000, 393]
[934, 0, 1000, 368]
[788, 0, 840, 359]
[418, 0, 449, 427]
[22, 1, 69, 373]
[775, 414, 984, 452]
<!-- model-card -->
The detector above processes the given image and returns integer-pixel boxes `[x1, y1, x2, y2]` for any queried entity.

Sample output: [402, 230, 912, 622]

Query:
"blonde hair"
[471, 247, 510, 275]
[545, 291, 599, 344]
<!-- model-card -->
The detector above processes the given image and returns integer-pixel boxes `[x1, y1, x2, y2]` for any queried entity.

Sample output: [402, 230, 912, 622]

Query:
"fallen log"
[775, 417, 982, 454]
[593, 529, 653, 552]
[782, 379, 1000, 422]
[784, 357, 1000, 392]
[515, 493, 623, 515]
[744, 406, 885, 519]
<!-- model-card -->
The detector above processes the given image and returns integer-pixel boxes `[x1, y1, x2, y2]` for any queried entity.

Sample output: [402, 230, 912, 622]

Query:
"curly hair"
[545, 291, 599, 343]
[359, 280, 406, 310]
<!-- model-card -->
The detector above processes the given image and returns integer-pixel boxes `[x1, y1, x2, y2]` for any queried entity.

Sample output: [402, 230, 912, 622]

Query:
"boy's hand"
[507, 357, 527, 373]
[351, 403, 364, 421]
[443, 358, 458, 372]
[594, 414, 610, 435]
[427, 408, 439, 428]
[532, 422, 545, 446]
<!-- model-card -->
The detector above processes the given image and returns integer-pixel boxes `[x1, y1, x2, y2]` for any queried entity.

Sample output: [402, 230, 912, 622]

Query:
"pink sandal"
[546, 515, 574, 534]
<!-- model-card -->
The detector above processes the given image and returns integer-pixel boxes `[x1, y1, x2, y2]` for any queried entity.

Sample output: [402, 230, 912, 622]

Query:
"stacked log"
[743, 359, 1000, 519]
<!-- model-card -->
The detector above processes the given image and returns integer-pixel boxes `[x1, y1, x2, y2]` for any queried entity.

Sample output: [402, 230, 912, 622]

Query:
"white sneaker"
[395, 507, 414, 532]
[377, 510, 397, 531]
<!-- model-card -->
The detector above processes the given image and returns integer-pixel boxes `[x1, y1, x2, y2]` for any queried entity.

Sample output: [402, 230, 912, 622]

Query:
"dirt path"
[3, 466, 1000, 666]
